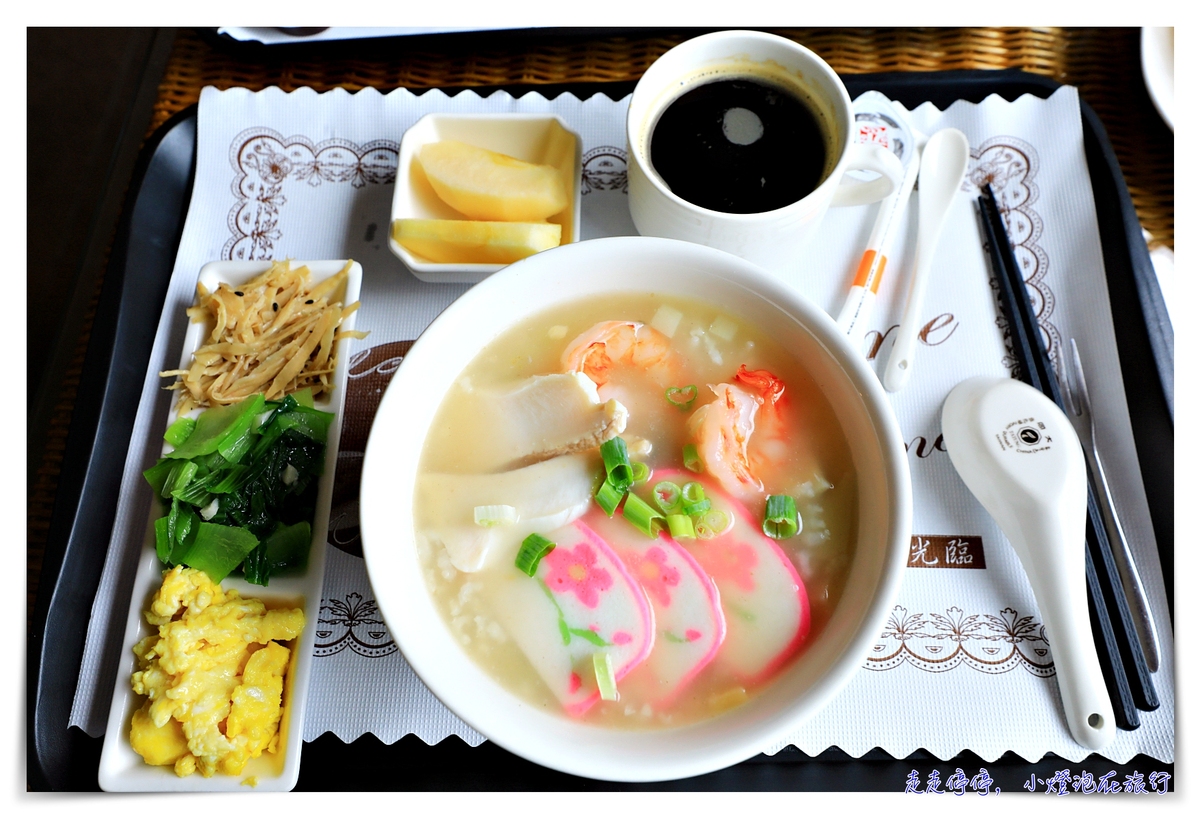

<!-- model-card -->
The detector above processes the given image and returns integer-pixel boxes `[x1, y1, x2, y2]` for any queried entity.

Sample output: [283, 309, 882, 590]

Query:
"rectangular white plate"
[389, 112, 583, 284]
[98, 259, 362, 791]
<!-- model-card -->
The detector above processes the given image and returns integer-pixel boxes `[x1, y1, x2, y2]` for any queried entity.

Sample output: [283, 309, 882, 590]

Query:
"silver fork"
[1059, 338, 1161, 672]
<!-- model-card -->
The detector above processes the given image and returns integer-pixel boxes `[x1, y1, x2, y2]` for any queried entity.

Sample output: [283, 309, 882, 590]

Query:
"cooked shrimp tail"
[688, 383, 764, 501]
[734, 365, 786, 410]
[562, 321, 677, 387]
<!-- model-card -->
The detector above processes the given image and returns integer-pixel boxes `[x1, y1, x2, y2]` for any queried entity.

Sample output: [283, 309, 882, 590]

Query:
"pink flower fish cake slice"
[488, 520, 654, 716]
[586, 508, 726, 705]
[658, 469, 810, 685]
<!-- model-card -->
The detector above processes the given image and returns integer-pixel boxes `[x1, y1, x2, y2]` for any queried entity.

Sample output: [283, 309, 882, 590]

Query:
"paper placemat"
[70, 83, 1173, 765]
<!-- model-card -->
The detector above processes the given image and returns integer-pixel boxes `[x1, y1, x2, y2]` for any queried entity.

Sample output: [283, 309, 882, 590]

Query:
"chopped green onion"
[621, 492, 666, 538]
[600, 437, 633, 490]
[665, 385, 698, 410]
[595, 478, 626, 517]
[164, 417, 196, 447]
[593, 652, 619, 701]
[630, 462, 651, 484]
[682, 443, 703, 473]
[515, 533, 556, 577]
[763, 494, 800, 539]
[682, 498, 712, 516]
[666, 514, 696, 540]
[652, 481, 682, 513]
[682, 482, 706, 505]
[474, 504, 519, 527]
[695, 519, 717, 539]
[700, 508, 732, 537]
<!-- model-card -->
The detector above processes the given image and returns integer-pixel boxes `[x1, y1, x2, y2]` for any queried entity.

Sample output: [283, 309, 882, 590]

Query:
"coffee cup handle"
[831, 143, 906, 207]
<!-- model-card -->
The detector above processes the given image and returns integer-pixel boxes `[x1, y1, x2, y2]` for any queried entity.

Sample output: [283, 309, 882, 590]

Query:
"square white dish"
[388, 113, 583, 284]
[98, 259, 362, 792]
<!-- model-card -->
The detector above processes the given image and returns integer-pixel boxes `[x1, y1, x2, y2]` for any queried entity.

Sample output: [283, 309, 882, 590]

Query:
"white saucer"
[1141, 27, 1174, 131]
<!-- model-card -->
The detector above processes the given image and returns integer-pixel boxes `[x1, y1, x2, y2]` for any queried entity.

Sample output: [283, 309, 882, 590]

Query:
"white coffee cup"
[627, 30, 905, 272]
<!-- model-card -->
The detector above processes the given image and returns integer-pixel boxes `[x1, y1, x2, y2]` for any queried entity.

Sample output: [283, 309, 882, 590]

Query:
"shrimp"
[687, 383, 764, 501]
[734, 365, 790, 471]
[561, 321, 677, 388]
[688, 367, 792, 502]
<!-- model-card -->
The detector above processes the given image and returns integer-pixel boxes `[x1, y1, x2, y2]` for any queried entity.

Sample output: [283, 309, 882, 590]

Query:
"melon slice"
[418, 140, 568, 222]
[487, 521, 654, 716]
[586, 508, 726, 705]
[656, 469, 810, 685]
[393, 218, 561, 264]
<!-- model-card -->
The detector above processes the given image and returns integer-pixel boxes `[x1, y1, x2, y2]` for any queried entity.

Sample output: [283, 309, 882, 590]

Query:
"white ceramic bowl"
[359, 236, 911, 781]
[389, 113, 583, 283]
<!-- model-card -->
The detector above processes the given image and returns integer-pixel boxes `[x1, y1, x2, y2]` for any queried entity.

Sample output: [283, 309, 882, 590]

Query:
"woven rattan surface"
[30, 26, 1173, 620]
[151, 27, 1173, 249]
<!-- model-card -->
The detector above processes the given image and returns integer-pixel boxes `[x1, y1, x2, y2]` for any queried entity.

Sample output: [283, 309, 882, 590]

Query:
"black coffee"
[649, 77, 829, 214]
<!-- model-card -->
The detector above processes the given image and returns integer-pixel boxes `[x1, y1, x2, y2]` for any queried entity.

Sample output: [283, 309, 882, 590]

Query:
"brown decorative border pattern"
[966, 136, 1062, 373]
[225, 127, 400, 261]
[866, 605, 1054, 676]
[314, 592, 398, 658]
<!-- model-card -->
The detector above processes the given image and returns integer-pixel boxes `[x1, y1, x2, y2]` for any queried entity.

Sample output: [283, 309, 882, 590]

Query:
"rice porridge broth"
[414, 293, 857, 728]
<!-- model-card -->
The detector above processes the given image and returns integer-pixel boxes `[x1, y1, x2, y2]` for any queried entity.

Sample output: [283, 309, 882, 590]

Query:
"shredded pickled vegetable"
[161, 260, 367, 414]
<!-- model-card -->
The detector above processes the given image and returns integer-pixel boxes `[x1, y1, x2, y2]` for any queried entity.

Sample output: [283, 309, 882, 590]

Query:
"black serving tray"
[29, 69, 1173, 791]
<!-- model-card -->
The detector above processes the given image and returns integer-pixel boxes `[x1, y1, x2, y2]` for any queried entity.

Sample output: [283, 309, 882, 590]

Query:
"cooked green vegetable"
[166, 394, 266, 461]
[682, 443, 702, 473]
[173, 522, 261, 583]
[143, 393, 332, 585]
[243, 521, 313, 586]
[163, 417, 196, 447]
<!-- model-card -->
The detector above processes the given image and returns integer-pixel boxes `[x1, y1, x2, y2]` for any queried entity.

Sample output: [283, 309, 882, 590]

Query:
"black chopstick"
[980, 185, 1157, 712]
[977, 186, 1158, 727]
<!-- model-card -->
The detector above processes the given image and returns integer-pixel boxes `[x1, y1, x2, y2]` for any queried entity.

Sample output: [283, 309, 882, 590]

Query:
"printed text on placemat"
[908, 535, 986, 569]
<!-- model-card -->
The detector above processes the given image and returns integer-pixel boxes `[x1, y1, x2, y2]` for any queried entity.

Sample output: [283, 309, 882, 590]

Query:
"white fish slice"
[455, 372, 628, 471]
[417, 452, 597, 571]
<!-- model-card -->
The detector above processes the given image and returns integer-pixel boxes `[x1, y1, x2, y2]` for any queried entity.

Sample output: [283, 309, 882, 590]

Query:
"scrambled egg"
[129, 565, 305, 778]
